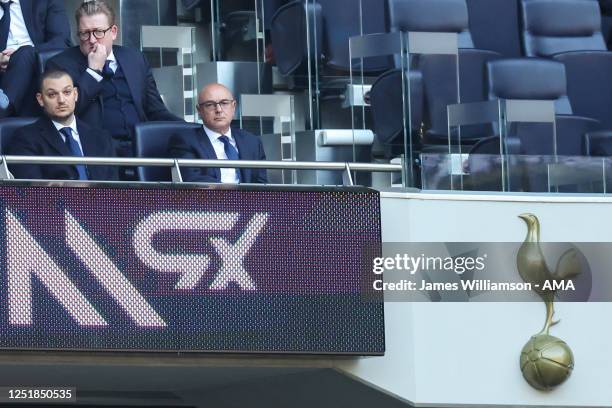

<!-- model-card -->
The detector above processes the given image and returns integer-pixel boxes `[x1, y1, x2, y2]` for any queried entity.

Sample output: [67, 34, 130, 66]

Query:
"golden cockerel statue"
[517, 213, 583, 334]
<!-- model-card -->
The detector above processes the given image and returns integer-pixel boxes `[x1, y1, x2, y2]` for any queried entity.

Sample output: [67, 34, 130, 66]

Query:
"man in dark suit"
[168, 83, 267, 183]
[7, 69, 117, 181]
[46, 0, 181, 179]
[0, 0, 72, 116]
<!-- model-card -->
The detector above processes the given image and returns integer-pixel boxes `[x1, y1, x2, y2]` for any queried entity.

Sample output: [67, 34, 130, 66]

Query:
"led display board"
[0, 183, 383, 354]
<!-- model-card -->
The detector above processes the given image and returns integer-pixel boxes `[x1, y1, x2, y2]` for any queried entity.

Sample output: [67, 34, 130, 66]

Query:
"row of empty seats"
[267, 0, 612, 191]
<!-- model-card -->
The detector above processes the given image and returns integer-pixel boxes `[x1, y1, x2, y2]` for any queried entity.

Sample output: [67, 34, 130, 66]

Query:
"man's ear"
[74, 86, 79, 103]
[36, 93, 44, 108]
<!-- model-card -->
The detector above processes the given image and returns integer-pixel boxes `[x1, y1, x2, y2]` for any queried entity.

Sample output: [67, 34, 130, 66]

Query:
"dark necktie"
[0, 1, 13, 51]
[102, 60, 114, 79]
[218, 135, 241, 182]
[59, 127, 88, 180]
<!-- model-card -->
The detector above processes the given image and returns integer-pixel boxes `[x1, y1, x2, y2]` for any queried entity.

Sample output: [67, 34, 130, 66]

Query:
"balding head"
[197, 83, 237, 134]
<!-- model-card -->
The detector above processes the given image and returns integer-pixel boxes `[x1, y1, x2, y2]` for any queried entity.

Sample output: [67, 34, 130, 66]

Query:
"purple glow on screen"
[0, 185, 383, 353]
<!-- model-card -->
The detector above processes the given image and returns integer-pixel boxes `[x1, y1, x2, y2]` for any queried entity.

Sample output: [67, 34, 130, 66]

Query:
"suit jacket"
[7, 117, 119, 181]
[167, 127, 268, 183]
[12, 0, 72, 50]
[46, 45, 182, 127]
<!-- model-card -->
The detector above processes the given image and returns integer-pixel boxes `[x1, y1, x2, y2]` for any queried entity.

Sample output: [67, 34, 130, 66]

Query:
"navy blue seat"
[369, 0, 501, 153]
[521, 0, 606, 57]
[420, 48, 501, 146]
[270, 0, 391, 77]
[487, 58, 600, 156]
[554, 51, 612, 129]
[133, 121, 203, 182]
[37, 48, 65, 75]
[520, 0, 612, 132]
[482, 58, 602, 191]
[388, 0, 475, 48]
[466, 0, 522, 57]
[369, 69, 423, 158]
[0, 117, 38, 154]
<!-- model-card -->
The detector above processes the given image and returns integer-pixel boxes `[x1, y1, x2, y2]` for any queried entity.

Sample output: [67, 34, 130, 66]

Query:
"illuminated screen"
[0, 184, 383, 354]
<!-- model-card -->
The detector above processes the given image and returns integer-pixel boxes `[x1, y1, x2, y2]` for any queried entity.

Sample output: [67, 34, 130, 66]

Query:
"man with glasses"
[0, 0, 71, 117]
[46, 0, 181, 180]
[168, 83, 268, 184]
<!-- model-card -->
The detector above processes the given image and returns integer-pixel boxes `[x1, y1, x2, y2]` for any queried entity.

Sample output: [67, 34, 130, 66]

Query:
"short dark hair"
[39, 70, 74, 92]
[75, 0, 116, 27]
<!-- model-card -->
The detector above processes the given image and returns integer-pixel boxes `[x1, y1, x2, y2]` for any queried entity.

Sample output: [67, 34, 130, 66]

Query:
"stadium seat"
[420, 48, 501, 146]
[466, 0, 522, 57]
[369, 0, 501, 153]
[0, 117, 38, 154]
[270, 0, 391, 77]
[37, 49, 65, 75]
[369, 69, 423, 158]
[388, 0, 475, 48]
[520, 0, 612, 130]
[487, 58, 600, 156]
[521, 0, 606, 57]
[133, 121, 202, 182]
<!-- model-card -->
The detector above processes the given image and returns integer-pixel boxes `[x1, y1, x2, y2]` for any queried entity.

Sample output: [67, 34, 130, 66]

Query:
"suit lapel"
[113, 46, 145, 119]
[233, 129, 251, 183]
[40, 118, 72, 156]
[19, 0, 35, 43]
[77, 121, 101, 179]
[199, 128, 221, 181]
[77, 121, 97, 157]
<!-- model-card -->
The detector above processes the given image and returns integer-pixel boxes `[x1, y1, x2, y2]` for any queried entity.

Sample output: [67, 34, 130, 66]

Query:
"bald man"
[168, 83, 267, 184]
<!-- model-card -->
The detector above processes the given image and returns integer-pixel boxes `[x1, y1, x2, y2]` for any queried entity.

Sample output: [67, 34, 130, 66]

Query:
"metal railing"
[0, 156, 403, 186]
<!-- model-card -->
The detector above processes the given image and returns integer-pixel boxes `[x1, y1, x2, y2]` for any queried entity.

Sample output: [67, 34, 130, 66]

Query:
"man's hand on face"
[88, 43, 107, 71]
[0, 48, 15, 72]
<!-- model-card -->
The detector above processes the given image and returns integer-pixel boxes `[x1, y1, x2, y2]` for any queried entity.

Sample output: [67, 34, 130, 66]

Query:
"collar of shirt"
[203, 125, 234, 146]
[52, 117, 79, 141]
[106, 49, 118, 72]
[202, 125, 239, 183]
[0, 0, 17, 4]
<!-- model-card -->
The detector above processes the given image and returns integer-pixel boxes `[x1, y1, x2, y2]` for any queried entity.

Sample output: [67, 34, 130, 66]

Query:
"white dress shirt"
[86, 49, 118, 82]
[0, 0, 34, 50]
[203, 125, 240, 184]
[52, 117, 84, 154]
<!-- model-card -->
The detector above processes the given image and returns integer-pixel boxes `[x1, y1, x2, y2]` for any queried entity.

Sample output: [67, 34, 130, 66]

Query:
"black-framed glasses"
[77, 26, 113, 41]
[198, 99, 236, 111]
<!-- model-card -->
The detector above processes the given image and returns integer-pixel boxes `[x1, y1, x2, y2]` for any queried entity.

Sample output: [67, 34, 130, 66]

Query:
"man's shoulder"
[7, 118, 51, 154]
[169, 125, 201, 144]
[15, 118, 49, 135]
[232, 127, 259, 139]
[76, 119, 111, 137]
[232, 127, 263, 148]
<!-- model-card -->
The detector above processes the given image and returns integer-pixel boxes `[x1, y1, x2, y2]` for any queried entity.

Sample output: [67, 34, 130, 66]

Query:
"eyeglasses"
[198, 99, 235, 111]
[77, 26, 113, 41]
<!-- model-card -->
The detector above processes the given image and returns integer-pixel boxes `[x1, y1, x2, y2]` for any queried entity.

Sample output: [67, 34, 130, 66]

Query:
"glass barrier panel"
[422, 153, 610, 194]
